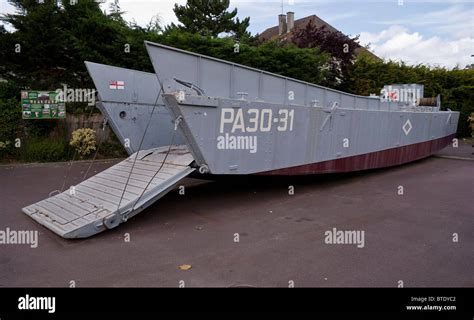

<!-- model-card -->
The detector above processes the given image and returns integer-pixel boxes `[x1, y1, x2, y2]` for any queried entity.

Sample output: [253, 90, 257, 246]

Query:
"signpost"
[21, 90, 66, 119]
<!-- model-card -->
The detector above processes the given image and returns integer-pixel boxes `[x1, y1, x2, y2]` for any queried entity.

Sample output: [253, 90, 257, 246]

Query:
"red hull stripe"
[259, 134, 456, 176]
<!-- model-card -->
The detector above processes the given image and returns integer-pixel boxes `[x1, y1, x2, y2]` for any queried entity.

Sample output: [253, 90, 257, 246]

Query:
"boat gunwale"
[163, 92, 458, 115]
[145, 41, 398, 102]
[85, 60, 156, 77]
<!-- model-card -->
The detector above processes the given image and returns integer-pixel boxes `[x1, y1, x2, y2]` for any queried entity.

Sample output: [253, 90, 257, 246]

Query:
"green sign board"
[21, 90, 66, 119]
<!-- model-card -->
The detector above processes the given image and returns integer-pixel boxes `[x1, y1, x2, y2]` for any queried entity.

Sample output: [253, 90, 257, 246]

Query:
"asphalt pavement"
[0, 143, 472, 287]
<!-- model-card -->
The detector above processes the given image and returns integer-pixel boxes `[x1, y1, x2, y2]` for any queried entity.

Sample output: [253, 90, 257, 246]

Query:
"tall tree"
[0, 0, 131, 89]
[292, 20, 361, 87]
[172, 0, 250, 38]
[109, 0, 124, 22]
[1, 0, 66, 89]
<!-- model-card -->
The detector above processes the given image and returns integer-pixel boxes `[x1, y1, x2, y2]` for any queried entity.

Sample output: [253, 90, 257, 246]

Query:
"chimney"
[278, 14, 287, 35]
[287, 11, 294, 32]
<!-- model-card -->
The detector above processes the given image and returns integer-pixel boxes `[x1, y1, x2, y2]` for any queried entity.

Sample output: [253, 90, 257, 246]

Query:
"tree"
[0, 0, 138, 152]
[0, 0, 138, 89]
[465, 63, 474, 70]
[292, 20, 361, 87]
[172, 0, 250, 38]
[158, 29, 330, 85]
[1, 0, 66, 89]
[109, 0, 125, 22]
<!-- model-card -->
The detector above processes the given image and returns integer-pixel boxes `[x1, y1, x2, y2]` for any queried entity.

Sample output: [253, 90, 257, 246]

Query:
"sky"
[1, 0, 473, 68]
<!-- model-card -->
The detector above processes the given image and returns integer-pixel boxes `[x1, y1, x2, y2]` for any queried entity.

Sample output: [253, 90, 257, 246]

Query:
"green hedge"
[21, 138, 70, 162]
[0, 82, 22, 159]
[346, 57, 474, 137]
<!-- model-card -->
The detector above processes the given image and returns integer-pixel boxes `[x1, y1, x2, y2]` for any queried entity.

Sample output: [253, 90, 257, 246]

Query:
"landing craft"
[22, 42, 459, 238]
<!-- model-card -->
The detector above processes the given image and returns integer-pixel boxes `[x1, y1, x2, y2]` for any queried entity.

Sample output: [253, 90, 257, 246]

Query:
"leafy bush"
[0, 80, 20, 100]
[70, 128, 96, 157]
[98, 141, 128, 159]
[22, 138, 69, 162]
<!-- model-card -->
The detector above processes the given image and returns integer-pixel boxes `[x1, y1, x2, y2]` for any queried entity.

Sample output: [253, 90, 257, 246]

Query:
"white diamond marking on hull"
[403, 119, 413, 136]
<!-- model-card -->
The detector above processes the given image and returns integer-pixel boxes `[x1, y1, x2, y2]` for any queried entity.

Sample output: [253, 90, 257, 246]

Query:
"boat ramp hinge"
[121, 210, 131, 222]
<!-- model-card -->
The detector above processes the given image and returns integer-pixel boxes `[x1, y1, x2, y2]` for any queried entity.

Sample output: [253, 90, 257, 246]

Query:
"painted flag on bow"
[109, 80, 125, 90]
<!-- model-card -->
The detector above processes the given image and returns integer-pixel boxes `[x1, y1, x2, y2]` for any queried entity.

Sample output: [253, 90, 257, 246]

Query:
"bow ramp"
[22, 146, 194, 238]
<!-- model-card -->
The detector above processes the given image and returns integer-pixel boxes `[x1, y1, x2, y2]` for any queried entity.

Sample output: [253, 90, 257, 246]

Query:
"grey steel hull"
[144, 42, 459, 175]
[162, 93, 458, 175]
[85, 61, 185, 154]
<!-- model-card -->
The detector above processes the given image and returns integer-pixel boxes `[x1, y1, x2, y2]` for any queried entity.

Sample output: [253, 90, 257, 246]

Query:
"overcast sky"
[1, 0, 473, 68]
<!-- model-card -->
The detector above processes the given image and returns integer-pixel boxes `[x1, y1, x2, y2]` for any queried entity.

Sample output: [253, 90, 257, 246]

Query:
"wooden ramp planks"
[22, 146, 195, 238]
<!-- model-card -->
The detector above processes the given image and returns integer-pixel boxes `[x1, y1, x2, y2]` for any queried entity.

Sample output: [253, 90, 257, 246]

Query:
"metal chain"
[57, 102, 98, 193]
[115, 86, 163, 213]
[132, 127, 176, 211]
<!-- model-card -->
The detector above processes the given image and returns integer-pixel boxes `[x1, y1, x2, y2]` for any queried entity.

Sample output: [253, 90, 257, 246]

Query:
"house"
[259, 12, 379, 60]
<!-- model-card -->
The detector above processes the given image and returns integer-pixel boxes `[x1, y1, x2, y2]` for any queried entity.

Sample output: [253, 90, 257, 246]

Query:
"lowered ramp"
[22, 146, 194, 238]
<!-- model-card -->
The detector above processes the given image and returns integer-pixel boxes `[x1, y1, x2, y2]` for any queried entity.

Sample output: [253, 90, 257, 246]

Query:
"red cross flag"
[388, 91, 398, 101]
[109, 80, 125, 90]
